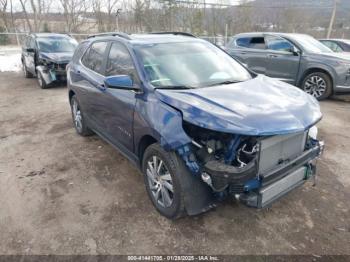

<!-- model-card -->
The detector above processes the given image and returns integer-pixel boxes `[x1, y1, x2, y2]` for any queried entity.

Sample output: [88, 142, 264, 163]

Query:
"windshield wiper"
[208, 80, 241, 87]
[155, 85, 195, 90]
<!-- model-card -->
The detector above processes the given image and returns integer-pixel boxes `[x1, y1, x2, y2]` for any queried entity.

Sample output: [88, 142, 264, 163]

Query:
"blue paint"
[68, 33, 323, 171]
[105, 75, 133, 89]
[225, 135, 241, 164]
[156, 75, 322, 136]
[177, 144, 200, 174]
[244, 178, 261, 192]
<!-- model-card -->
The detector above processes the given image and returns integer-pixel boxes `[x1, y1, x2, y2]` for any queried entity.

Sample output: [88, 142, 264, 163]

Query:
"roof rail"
[87, 32, 131, 40]
[149, 32, 197, 38]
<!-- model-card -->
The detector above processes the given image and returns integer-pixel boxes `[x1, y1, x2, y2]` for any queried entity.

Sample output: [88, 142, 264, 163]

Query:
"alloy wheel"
[146, 156, 174, 208]
[72, 99, 83, 133]
[303, 75, 327, 98]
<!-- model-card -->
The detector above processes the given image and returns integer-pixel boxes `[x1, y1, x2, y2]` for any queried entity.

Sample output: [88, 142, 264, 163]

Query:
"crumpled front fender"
[36, 65, 55, 85]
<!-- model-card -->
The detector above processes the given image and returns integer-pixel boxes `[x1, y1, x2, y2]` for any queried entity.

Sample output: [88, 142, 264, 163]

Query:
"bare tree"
[19, 0, 33, 32]
[18, 0, 52, 32]
[59, 0, 90, 33]
[92, 0, 120, 32]
[106, 0, 120, 31]
[0, 0, 8, 31]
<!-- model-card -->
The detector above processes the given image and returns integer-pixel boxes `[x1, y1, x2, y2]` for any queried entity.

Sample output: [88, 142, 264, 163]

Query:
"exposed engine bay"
[180, 121, 324, 208]
[36, 58, 68, 85]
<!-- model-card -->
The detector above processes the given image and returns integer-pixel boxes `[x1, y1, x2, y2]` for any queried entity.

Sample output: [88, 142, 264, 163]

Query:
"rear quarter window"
[73, 41, 89, 63]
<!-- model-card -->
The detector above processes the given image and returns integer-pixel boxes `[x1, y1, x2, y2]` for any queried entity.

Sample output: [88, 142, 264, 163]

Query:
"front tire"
[37, 71, 50, 89]
[142, 143, 186, 219]
[70, 95, 93, 136]
[301, 72, 332, 100]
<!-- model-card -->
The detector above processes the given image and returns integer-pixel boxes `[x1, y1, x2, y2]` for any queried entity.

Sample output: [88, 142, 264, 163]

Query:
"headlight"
[309, 126, 318, 140]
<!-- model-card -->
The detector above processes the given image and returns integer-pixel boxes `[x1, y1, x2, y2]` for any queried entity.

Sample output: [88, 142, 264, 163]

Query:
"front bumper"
[36, 65, 67, 85]
[240, 141, 324, 208]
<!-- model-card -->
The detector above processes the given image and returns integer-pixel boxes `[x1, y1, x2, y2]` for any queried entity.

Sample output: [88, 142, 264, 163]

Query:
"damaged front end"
[178, 122, 324, 209]
[36, 57, 69, 85]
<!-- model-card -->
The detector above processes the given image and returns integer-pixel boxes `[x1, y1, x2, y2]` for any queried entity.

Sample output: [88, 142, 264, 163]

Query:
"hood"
[39, 52, 73, 63]
[155, 75, 322, 136]
[307, 52, 350, 62]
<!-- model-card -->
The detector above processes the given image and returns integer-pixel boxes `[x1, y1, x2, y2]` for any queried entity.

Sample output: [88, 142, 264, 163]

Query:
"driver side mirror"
[104, 75, 139, 91]
[26, 48, 35, 53]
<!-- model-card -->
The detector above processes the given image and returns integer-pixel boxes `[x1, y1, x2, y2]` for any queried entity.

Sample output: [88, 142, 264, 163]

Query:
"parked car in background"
[319, 39, 350, 53]
[226, 33, 350, 99]
[67, 32, 323, 219]
[21, 33, 78, 88]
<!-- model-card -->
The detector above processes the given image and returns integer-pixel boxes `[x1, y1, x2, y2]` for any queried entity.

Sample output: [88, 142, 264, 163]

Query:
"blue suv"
[67, 32, 324, 219]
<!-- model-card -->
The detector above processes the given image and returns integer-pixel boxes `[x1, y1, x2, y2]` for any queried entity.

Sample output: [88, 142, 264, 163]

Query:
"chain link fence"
[0, 32, 229, 49]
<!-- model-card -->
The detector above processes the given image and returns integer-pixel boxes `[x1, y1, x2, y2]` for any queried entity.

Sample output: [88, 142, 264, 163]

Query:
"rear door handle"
[268, 54, 278, 58]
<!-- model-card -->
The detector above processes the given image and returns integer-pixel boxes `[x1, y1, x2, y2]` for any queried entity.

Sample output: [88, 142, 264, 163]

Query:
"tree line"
[0, 0, 349, 39]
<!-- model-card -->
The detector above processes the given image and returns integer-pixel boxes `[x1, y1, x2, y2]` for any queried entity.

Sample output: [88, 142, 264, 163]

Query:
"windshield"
[37, 37, 78, 53]
[134, 41, 252, 88]
[292, 35, 333, 54]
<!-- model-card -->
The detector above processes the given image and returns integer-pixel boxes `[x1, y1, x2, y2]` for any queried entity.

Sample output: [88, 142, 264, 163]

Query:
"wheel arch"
[138, 135, 158, 165]
[298, 67, 334, 91]
[68, 90, 76, 104]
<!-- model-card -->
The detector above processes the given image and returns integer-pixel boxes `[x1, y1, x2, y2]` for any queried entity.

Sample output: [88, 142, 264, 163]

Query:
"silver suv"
[226, 32, 350, 100]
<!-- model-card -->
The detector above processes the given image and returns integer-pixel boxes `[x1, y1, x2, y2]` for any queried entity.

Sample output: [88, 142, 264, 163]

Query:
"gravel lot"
[0, 72, 349, 255]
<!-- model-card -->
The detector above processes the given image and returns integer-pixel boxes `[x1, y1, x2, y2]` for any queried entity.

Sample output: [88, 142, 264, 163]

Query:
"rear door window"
[235, 37, 266, 49]
[82, 41, 108, 75]
[235, 37, 251, 48]
[249, 37, 266, 49]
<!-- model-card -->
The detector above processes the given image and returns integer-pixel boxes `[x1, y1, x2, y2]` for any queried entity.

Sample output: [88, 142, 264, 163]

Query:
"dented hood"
[155, 75, 322, 136]
[39, 52, 73, 63]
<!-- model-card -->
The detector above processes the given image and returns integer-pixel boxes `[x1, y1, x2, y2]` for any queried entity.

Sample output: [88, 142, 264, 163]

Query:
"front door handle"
[268, 54, 278, 58]
[97, 83, 106, 91]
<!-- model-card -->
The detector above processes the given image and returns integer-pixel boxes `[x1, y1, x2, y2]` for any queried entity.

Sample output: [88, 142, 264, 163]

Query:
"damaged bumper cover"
[240, 140, 324, 208]
[36, 63, 68, 85]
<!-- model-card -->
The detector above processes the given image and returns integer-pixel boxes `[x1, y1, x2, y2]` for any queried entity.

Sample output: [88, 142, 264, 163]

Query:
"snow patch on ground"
[0, 50, 22, 72]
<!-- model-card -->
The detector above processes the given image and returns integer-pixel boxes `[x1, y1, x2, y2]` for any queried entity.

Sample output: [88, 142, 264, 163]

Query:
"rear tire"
[301, 72, 332, 100]
[142, 143, 187, 219]
[70, 95, 94, 136]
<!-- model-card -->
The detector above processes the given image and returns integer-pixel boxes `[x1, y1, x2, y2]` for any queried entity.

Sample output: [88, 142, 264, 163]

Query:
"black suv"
[21, 33, 78, 88]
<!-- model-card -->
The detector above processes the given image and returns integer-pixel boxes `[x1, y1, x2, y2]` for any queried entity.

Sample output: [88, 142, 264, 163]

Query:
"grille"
[229, 184, 245, 194]
[258, 132, 307, 174]
[55, 63, 68, 71]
